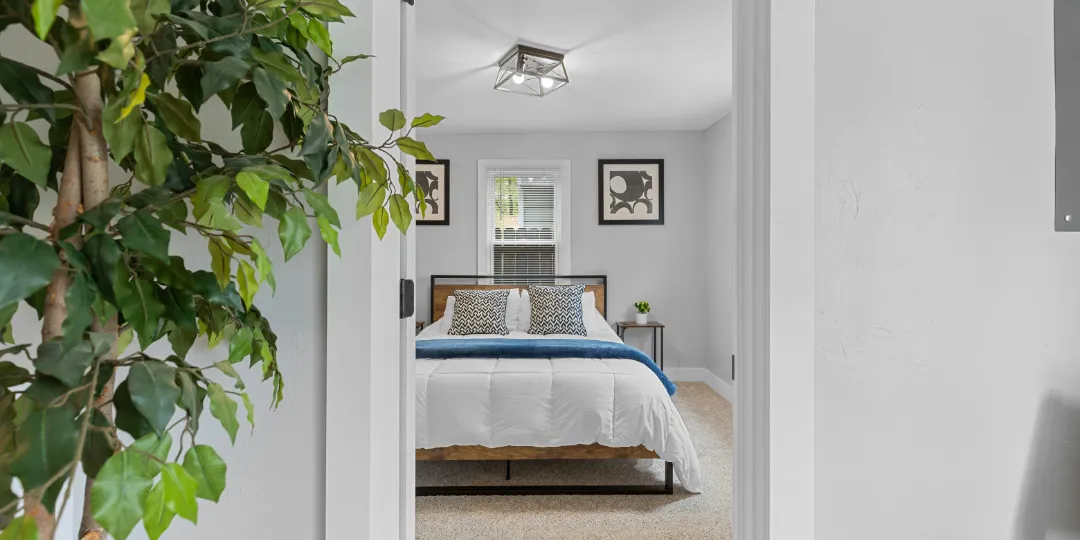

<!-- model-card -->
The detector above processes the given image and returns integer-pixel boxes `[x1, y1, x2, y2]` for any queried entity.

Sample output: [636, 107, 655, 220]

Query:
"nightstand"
[615, 322, 665, 370]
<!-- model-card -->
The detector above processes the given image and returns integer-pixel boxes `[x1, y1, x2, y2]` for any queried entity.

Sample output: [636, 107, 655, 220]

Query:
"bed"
[415, 275, 703, 495]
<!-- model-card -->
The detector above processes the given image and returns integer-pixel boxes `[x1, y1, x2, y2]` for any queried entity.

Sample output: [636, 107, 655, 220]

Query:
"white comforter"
[415, 324, 703, 493]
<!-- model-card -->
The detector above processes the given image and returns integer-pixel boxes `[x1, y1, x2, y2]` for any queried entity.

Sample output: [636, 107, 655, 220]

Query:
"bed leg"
[664, 462, 674, 494]
[506, 460, 511, 481]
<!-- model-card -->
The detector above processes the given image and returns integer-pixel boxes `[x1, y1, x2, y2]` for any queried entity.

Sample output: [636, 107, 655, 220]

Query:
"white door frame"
[734, 0, 816, 539]
[327, 0, 817, 538]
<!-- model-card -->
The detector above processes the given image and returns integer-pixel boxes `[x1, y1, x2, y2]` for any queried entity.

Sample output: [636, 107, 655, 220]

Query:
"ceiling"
[415, 0, 732, 135]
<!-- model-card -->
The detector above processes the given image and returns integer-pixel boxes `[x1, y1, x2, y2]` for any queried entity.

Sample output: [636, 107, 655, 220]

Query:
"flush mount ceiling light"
[494, 44, 569, 97]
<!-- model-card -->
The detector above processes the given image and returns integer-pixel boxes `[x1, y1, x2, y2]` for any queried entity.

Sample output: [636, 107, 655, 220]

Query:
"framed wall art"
[415, 159, 450, 225]
[597, 159, 664, 225]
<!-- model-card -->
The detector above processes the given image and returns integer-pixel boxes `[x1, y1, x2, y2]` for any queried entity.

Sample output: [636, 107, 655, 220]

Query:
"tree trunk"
[73, 66, 114, 540]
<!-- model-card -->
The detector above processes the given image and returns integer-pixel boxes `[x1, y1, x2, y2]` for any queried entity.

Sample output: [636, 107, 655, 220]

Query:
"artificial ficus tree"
[0, 0, 440, 537]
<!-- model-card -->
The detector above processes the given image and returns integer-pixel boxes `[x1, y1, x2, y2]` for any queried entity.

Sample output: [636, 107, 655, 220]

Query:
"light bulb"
[512, 72, 525, 84]
[540, 77, 554, 89]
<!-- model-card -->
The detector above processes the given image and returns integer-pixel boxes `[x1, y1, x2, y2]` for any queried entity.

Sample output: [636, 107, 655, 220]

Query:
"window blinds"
[485, 167, 563, 280]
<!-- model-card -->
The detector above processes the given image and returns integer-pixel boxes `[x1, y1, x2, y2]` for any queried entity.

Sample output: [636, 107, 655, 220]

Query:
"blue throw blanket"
[416, 338, 676, 395]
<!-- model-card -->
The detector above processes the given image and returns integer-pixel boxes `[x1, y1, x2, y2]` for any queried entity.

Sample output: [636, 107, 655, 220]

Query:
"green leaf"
[314, 215, 339, 256]
[208, 238, 232, 291]
[0, 233, 59, 310]
[0, 122, 51, 186]
[240, 392, 255, 431]
[117, 326, 134, 355]
[357, 147, 387, 184]
[300, 114, 331, 157]
[83, 235, 121, 303]
[182, 445, 226, 502]
[76, 197, 123, 231]
[82, 0, 137, 39]
[241, 109, 274, 153]
[118, 210, 171, 262]
[388, 193, 411, 235]
[127, 361, 179, 433]
[142, 482, 175, 540]
[250, 239, 276, 294]
[300, 0, 354, 20]
[0, 360, 31, 387]
[372, 206, 389, 239]
[151, 93, 201, 142]
[0, 516, 38, 540]
[355, 184, 386, 219]
[303, 188, 340, 227]
[307, 19, 332, 56]
[134, 124, 173, 186]
[201, 57, 249, 98]
[251, 49, 303, 83]
[340, 53, 373, 65]
[0, 58, 55, 124]
[118, 74, 150, 122]
[207, 383, 239, 444]
[96, 29, 136, 69]
[167, 324, 196, 358]
[10, 407, 79, 513]
[32, 0, 62, 39]
[103, 97, 143, 161]
[58, 273, 96, 346]
[235, 171, 269, 210]
[129, 432, 171, 476]
[114, 380, 154, 439]
[115, 276, 166, 349]
[411, 113, 445, 128]
[251, 67, 288, 119]
[379, 109, 406, 131]
[161, 463, 198, 523]
[229, 83, 265, 129]
[214, 360, 245, 390]
[396, 136, 436, 161]
[82, 410, 114, 479]
[92, 449, 156, 540]
[236, 260, 259, 309]
[57, 32, 97, 76]
[131, 0, 170, 34]
[34, 340, 93, 387]
[278, 206, 311, 262]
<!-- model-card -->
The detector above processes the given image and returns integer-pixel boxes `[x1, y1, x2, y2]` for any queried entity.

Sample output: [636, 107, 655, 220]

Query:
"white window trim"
[476, 159, 572, 276]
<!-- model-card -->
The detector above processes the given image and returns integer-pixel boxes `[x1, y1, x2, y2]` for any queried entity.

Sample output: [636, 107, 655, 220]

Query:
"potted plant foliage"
[0, 0, 439, 538]
[634, 301, 650, 324]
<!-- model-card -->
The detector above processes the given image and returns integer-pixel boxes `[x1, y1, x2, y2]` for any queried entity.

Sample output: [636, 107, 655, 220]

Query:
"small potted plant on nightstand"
[634, 301, 651, 324]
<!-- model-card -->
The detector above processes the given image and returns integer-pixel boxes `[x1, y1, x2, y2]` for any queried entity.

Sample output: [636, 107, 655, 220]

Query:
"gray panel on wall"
[1058, 0, 1080, 230]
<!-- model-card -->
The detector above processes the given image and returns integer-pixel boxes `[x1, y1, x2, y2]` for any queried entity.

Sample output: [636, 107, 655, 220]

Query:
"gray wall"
[816, 0, 1080, 538]
[417, 131, 711, 372]
[704, 117, 736, 381]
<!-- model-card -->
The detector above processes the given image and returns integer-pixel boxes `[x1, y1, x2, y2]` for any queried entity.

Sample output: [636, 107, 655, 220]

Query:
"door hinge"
[732, 354, 735, 381]
[400, 279, 415, 319]
[402, 0, 414, 5]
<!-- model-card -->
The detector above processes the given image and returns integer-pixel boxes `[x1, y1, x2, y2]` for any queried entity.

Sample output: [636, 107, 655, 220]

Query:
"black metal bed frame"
[420, 275, 675, 496]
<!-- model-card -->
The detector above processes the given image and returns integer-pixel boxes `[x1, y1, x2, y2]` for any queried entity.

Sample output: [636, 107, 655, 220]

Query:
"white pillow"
[519, 290, 603, 334]
[440, 289, 520, 332]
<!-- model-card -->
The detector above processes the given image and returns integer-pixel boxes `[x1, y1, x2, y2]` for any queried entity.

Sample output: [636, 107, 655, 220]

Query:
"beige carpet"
[416, 382, 733, 540]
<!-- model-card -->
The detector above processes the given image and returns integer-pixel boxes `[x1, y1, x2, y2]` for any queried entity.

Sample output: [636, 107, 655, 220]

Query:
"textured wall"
[416, 131, 712, 372]
[816, 1, 1080, 539]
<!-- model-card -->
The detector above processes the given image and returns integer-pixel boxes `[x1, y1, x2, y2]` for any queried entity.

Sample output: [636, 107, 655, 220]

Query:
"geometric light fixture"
[494, 44, 569, 97]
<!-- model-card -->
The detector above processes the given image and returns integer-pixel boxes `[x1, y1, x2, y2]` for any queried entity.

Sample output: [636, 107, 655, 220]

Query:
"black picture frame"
[597, 159, 665, 225]
[415, 159, 450, 226]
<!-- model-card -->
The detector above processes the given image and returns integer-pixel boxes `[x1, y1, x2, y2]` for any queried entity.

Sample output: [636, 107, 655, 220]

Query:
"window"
[478, 160, 571, 281]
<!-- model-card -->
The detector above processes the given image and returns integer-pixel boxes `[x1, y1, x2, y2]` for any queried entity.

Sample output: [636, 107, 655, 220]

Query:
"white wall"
[816, 1, 1079, 539]
[704, 116, 737, 381]
[416, 131, 712, 371]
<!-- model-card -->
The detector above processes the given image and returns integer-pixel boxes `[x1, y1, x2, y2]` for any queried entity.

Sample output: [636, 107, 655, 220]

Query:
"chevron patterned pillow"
[527, 284, 587, 336]
[448, 289, 512, 335]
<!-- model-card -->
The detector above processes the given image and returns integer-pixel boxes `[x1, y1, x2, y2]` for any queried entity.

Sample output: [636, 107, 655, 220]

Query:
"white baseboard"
[665, 367, 734, 404]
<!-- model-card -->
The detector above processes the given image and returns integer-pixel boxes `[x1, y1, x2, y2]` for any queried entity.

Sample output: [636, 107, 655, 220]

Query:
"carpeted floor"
[416, 382, 733, 540]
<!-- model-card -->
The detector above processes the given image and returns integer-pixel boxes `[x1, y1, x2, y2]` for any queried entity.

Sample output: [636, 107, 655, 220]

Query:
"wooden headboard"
[430, 275, 607, 323]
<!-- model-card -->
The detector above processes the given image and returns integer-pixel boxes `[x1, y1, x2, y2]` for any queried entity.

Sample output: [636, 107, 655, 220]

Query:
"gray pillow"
[448, 289, 511, 335]
[527, 284, 587, 336]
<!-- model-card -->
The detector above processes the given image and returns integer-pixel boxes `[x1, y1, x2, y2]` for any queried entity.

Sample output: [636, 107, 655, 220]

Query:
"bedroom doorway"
[408, 0, 739, 539]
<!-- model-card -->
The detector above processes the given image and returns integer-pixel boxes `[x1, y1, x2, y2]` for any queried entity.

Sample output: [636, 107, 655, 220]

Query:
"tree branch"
[0, 212, 50, 232]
